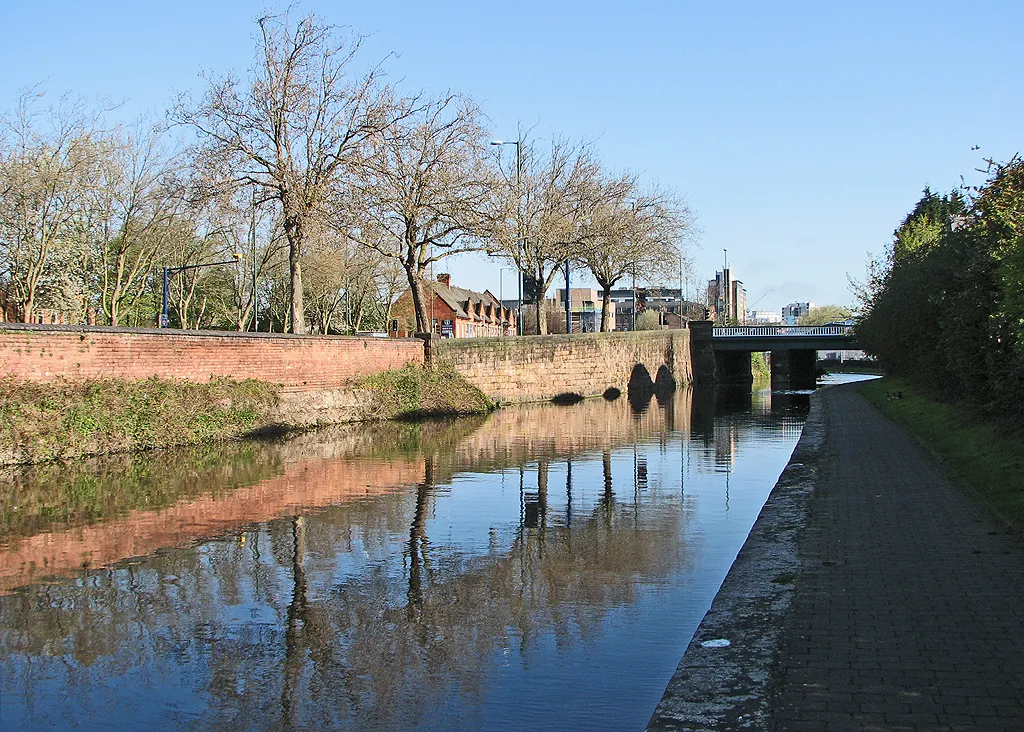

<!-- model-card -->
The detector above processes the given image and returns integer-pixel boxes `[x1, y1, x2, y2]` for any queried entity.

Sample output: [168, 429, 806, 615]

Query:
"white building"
[748, 309, 782, 324]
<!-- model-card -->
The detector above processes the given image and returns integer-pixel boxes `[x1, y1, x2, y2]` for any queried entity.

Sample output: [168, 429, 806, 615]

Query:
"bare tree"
[338, 244, 399, 333]
[172, 10, 400, 334]
[87, 122, 188, 326]
[160, 213, 235, 330]
[301, 232, 349, 334]
[369, 255, 406, 332]
[488, 136, 609, 335]
[0, 90, 102, 323]
[346, 93, 491, 333]
[582, 181, 693, 331]
[196, 184, 287, 331]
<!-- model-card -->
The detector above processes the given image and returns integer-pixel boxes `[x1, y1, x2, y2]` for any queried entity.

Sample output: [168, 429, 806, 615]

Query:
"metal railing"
[713, 324, 854, 337]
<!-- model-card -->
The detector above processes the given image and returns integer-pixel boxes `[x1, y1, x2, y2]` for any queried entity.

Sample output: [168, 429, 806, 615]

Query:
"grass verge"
[859, 377, 1024, 527]
[0, 376, 278, 465]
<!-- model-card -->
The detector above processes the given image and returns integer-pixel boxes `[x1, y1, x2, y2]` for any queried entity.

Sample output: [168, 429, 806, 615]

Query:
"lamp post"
[679, 250, 685, 325]
[491, 138, 523, 335]
[250, 188, 259, 332]
[564, 260, 571, 334]
[161, 255, 240, 328]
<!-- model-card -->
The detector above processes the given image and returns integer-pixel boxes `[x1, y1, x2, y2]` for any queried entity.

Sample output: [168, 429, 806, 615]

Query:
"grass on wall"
[0, 376, 279, 464]
[357, 364, 494, 419]
[859, 377, 1024, 528]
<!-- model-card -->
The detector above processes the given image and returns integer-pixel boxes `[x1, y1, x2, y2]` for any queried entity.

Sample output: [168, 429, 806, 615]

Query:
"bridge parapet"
[714, 325, 854, 338]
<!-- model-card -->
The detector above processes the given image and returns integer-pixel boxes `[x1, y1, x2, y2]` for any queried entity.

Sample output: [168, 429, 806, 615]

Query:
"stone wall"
[437, 329, 692, 403]
[0, 324, 424, 391]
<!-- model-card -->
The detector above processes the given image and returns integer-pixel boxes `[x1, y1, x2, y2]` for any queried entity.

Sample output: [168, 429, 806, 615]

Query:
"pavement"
[772, 382, 1024, 731]
[647, 382, 1024, 731]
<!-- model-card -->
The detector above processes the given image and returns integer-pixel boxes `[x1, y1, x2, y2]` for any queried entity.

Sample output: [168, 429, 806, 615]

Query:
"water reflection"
[0, 384, 811, 732]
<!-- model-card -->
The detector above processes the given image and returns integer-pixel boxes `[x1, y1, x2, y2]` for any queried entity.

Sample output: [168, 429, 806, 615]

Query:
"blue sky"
[3, 1, 1020, 314]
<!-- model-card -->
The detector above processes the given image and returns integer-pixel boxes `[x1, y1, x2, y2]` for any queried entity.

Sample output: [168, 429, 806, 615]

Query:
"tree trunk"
[108, 251, 127, 327]
[20, 263, 41, 323]
[408, 266, 430, 334]
[289, 249, 305, 335]
[600, 283, 613, 332]
[21, 295, 34, 324]
[534, 269, 547, 335]
[283, 211, 306, 335]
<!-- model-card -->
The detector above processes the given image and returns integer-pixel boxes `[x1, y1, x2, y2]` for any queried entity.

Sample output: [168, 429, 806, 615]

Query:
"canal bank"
[0, 364, 494, 465]
[647, 381, 1024, 730]
[645, 388, 825, 731]
[0, 324, 691, 463]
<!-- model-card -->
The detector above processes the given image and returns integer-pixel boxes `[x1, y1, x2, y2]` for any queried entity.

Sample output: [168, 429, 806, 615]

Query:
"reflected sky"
[0, 385, 809, 731]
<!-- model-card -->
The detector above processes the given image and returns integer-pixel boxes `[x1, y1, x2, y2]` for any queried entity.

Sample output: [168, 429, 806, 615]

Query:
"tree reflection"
[407, 458, 435, 609]
[0, 448, 688, 731]
[281, 515, 308, 730]
[0, 382, 811, 730]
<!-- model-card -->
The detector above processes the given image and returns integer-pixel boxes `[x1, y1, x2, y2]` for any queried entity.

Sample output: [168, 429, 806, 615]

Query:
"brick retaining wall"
[0, 325, 424, 390]
[0, 325, 695, 405]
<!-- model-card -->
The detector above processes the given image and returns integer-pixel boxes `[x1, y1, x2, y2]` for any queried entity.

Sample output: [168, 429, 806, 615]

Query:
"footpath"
[648, 382, 1024, 731]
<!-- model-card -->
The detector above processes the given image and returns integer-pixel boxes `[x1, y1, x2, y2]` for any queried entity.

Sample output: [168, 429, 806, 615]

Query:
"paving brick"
[772, 383, 1024, 730]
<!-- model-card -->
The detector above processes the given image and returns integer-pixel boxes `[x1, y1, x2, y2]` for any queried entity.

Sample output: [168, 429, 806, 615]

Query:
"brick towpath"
[773, 382, 1024, 730]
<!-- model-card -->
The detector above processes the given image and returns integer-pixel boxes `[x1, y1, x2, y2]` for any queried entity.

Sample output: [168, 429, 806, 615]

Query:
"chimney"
[436, 273, 451, 287]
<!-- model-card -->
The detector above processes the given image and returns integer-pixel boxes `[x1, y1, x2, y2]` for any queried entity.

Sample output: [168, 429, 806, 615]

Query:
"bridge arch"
[438, 330, 692, 405]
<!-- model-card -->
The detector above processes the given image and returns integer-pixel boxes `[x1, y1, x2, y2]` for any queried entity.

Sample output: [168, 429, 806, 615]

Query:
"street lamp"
[491, 138, 523, 335]
[249, 188, 259, 332]
[563, 259, 571, 334]
[161, 254, 241, 328]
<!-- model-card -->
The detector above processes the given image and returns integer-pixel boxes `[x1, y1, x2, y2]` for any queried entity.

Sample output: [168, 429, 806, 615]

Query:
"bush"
[0, 376, 278, 464]
[856, 162, 1024, 423]
[357, 364, 493, 419]
[634, 310, 662, 330]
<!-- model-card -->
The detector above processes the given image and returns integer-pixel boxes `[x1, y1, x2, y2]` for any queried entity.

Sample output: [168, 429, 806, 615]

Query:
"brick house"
[390, 274, 517, 338]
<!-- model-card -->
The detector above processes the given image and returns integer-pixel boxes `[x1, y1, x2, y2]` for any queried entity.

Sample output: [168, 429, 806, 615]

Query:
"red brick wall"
[0, 326, 424, 390]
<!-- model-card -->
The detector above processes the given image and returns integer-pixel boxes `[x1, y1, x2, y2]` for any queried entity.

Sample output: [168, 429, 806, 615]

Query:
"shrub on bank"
[752, 352, 770, 382]
[856, 158, 1024, 421]
[0, 376, 278, 464]
[357, 364, 494, 419]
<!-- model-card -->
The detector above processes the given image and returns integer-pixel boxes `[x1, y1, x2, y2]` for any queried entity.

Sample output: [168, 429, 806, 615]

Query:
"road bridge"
[690, 322, 858, 389]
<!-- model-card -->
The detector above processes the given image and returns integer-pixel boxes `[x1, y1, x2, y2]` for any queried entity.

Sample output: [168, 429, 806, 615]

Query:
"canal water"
[0, 380, 862, 731]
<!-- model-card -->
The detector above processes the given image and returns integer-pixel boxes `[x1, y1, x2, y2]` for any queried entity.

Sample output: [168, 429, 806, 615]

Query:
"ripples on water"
[0, 382, 829, 731]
